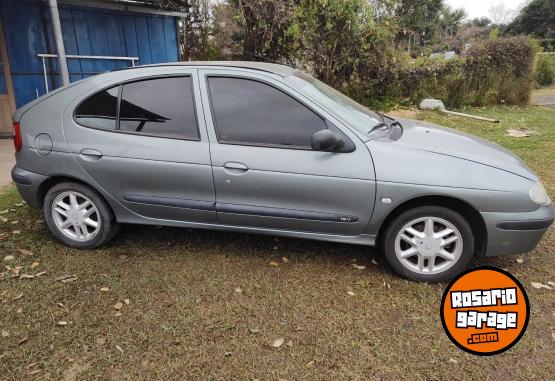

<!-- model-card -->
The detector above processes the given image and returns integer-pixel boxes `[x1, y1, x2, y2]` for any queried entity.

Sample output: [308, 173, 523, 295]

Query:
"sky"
[445, 0, 526, 20]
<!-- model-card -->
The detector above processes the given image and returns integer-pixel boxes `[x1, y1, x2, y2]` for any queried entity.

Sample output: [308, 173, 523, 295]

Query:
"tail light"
[13, 122, 22, 152]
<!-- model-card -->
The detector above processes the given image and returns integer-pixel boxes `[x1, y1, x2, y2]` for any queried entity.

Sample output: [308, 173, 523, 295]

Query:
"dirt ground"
[531, 84, 555, 109]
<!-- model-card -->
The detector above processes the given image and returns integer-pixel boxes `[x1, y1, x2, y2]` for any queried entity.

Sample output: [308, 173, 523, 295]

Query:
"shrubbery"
[198, 2, 539, 109]
[535, 55, 555, 86]
[343, 36, 537, 109]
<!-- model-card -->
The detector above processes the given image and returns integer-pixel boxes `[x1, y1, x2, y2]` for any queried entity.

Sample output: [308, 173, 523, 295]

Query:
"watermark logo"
[440, 267, 529, 356]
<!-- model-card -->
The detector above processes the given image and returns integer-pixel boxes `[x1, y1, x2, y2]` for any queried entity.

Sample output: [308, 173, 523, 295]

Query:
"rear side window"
[74, 76, 199, 140]
[119, 77, 199, 139]
[207, 77, 326, 148]
[74, 87, 118, 130]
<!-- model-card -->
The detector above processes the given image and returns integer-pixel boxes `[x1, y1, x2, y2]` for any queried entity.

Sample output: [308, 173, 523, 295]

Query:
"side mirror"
[311, 129, 344, 152]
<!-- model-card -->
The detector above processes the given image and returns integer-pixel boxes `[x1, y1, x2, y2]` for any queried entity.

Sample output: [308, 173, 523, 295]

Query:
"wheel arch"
[377, 195, 487, 257]
[37, 175, 113, 214]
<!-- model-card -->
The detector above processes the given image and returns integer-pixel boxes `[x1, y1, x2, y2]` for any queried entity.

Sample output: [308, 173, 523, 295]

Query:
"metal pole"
[41, 56, 49, 93]
[47, 0, 70, 86]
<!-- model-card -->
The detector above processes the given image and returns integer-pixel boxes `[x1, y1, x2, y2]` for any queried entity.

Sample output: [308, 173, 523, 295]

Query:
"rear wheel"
[44, 182, 118, 249]
[381, 206, 474, 282]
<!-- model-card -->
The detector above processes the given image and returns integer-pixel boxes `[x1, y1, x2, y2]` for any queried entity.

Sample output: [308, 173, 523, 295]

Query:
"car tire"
[43, 182, 119, 249]
[381, 206, 474, 282]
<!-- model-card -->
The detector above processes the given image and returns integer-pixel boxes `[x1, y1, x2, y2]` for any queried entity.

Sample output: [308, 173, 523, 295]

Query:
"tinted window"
[75, 87, 118, 130]
[119, 77, 199, 139]
[207, 77, 326, 147]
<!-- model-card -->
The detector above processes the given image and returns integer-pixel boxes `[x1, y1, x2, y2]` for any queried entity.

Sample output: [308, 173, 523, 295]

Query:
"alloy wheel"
[51, 191, 101, 242]
[394, 216, 463, 275]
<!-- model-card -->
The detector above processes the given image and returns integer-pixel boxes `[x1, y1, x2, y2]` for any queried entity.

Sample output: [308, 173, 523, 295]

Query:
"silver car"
[11, 62, 554, 281]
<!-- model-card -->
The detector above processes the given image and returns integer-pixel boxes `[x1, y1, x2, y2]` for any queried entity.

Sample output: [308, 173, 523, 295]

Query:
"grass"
[1, 106, 554, 380]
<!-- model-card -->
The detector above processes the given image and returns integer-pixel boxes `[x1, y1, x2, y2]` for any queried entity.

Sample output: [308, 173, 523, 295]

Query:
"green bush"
[535, 55, 555, 86]
[343, 36, 537, 108]
[459, 36, 536, 106]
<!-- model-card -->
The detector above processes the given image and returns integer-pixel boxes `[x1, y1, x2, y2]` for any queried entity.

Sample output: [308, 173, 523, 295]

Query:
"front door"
[63, 70, 217, 225]
[198, 69, 375, 236]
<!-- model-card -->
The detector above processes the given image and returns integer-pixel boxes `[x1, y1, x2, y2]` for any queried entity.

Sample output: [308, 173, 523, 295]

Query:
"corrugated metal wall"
[0, 0, 179, 107]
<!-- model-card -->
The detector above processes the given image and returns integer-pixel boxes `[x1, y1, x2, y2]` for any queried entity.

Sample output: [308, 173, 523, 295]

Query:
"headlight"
[529, 182, 551, 205]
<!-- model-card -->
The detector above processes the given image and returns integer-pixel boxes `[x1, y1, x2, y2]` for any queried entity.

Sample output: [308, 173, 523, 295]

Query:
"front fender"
[365, 141, 540, 236]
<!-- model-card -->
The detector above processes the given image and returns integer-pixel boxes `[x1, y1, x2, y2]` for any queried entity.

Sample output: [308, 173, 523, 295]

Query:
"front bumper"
[11, 166, 49, 208]
[481, 204, 555, 256]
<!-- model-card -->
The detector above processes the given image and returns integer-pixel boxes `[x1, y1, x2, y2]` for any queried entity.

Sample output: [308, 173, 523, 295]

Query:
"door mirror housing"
[311, 129, 345, 152]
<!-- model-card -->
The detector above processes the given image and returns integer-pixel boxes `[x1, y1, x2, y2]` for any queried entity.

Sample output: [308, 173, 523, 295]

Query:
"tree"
[466, 17, 491, 28]
[394, 0, 443, 52]
[506, 0, 555, 38]
[293, 0, 397, 86]
[212, 1, 244, 59]
[367, 0, 397, 19]
[440, 5, 466, 38]
[184, 0, 220, 60]
[488, 2, 518, 26]
[233, 0, 298, 62]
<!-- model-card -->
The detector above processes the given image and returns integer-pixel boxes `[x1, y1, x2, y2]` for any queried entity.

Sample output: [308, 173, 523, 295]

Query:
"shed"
[0, 0, 186, 135]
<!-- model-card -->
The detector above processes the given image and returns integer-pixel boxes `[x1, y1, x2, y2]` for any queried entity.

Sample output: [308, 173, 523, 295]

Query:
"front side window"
[285, 72, 382, 138]
[74, 87, 118, 130]
[207, 76, 327, 148]
[119, 77, 199, 139]
[75, 76, 199, 140]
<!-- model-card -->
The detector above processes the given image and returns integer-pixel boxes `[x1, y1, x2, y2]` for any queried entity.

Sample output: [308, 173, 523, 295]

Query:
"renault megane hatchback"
[11, 62, 554, 281]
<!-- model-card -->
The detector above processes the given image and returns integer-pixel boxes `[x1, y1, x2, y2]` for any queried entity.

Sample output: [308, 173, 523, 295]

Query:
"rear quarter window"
[74, 76, 199, 140]
[74, 87, 119, 130]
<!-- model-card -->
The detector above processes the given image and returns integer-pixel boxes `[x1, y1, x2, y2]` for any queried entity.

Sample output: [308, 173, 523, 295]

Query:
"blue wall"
[0, 64, 6, 94]
[0, 0, 179, 107]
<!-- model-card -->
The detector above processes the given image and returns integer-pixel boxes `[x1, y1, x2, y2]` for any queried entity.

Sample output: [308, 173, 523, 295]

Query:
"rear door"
[63, 70, 217, 224]
[198, 69, 376, 236]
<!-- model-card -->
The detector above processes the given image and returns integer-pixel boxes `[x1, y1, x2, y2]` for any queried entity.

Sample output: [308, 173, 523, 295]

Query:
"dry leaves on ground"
[272, 338, 284, 348]
[506, 129, 538, 137]
[531, 282, 552, 290]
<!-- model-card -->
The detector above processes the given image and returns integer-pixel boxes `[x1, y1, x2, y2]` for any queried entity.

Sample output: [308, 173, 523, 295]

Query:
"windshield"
[285, 72, 382, 137]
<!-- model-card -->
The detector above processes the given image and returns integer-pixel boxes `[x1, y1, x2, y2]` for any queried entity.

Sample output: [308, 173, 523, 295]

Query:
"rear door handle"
[79, 148, 103, 160]
[223, 161, 249, 172]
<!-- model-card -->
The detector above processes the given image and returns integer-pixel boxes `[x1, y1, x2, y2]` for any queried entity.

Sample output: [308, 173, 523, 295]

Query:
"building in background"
[0, 0, 187, 135]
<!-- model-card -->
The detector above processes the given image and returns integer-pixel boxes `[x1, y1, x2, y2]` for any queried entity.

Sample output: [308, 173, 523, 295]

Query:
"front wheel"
[381, 206, 475, 282]
[44, 182, 119, 249]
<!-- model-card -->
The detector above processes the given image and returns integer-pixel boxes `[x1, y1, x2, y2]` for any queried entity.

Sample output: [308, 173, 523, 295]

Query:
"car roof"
[133, 61, 299, 76]
[13, 62, 297, 121]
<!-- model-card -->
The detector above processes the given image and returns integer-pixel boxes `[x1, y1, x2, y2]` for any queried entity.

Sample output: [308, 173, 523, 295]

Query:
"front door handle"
[223, 161, 249, 172]
[79, 148, 103, 160]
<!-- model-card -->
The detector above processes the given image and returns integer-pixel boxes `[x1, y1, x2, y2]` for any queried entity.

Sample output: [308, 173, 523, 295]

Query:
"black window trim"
[73, 74, 202, 142]
[205, 74, 355, 152]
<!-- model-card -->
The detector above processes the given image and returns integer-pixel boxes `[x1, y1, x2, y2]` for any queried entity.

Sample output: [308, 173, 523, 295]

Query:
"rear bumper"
[481, 204, 555, 256]
[11, 166, 49, 208]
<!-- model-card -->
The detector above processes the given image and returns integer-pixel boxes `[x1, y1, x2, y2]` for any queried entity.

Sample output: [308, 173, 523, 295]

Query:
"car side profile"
[11, 62, 554, 282]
